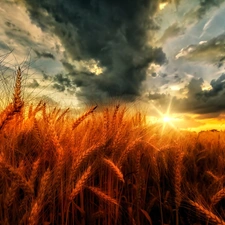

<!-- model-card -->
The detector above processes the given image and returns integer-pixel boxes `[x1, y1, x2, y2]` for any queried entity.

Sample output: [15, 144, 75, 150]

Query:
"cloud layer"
[22, 0, 168, 103]
[148, 73, 225, 115]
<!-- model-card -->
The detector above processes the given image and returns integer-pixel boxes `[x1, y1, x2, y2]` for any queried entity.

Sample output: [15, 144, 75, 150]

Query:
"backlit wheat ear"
[72, 105, 97, 130]
[189, 200, 225, 225]
[28, 169, 51, 225]
[88, 186, 118, 206]
[56, 107, 70, 122]
[0, 103, 15, 130]
[103, 158, 124, 183]
[29, 158, 41, 190]
[13, 67, 24, 112]
[174, 148, 184, 225]
[0, 156, 33, 197]
[174, 149, 183, 208]
[117, 138, 142, 169]
[211, 188, 225, 206]
[69, 165, 92, 201]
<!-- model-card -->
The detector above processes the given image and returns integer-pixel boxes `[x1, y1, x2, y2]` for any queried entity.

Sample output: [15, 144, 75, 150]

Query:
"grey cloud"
[197, 0, 225, 18]
[34, 50, 55, 60]
[148, 74, 225, 116]
[52, 83, 65, 92]
[23, 0, 167, 103]
[26, 79, 39, 88]
[176, 33, 225, 66]
[157, 22, 184, 44]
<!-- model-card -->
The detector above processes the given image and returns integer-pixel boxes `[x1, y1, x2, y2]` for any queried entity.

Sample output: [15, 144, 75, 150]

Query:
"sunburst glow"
[163, 116, 171, 123]
[159, 2, 168, 10]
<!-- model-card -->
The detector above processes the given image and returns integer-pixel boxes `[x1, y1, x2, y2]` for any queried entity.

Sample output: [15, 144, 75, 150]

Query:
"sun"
[163, 116, 171, 123]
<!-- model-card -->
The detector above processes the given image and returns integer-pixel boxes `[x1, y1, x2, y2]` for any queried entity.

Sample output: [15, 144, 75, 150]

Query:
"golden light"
[159, 2, 168, 10]
[163, 116, 171, 123]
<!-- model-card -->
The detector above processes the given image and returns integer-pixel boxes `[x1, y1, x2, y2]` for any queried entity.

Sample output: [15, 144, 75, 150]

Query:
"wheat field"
[1, 68, 225, 225]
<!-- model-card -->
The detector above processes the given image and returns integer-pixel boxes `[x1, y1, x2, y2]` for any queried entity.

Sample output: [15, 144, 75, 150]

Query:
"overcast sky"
[1, 0, 225, 131]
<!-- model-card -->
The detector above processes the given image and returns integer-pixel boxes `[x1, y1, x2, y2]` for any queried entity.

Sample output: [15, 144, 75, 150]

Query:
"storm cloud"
[22, 0, 168, 102]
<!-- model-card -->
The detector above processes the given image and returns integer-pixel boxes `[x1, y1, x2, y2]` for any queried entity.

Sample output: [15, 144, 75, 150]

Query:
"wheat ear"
[103, 158, 124, 183]
[88, 186, 118, 206]
[69, 165, 92, 201]
[0, 103, 15, 129]
[72, 105, 97, 130]
[13, 67, 24, 112]
[174, 149, 184, 208]
[211, 188, 225, 206]
[189, 200, 225, 225]
[174, 149, 184, 225]
[71, 144, 102, 182]
[28, 169, 51, 225]
[0, 156, 33, 197]
[117, 138, 141, 169]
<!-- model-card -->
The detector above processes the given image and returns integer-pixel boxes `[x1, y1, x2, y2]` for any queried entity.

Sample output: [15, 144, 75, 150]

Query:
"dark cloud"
[26, 79, 39, 88]
[197, 0, 225, 18]
[23, 0, 167, 103]
[0, 42, 10, 51]
[52, 83, 65, 92]
[151, 72, 158, 78]
[52, 73, 73, 92]
[4, 21, 31, 36]
[61, 61, 75, 73]
[34, 50, 55, 60]
[176, 33, 225, 66]
[148, 74, 225, 116]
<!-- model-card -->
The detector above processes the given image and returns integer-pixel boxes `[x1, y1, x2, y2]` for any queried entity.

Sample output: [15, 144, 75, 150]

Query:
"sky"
[1, 0, 225, 131]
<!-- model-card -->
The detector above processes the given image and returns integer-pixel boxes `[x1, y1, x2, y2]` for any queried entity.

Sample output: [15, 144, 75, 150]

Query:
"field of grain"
[1, 68, 225, 225]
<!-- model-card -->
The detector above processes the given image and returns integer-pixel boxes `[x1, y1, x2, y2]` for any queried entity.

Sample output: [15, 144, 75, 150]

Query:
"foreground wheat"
[1, 68, 225, 224]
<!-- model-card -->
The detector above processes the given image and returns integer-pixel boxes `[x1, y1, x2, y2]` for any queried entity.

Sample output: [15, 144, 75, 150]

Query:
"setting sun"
[163, 116, 171, 123]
